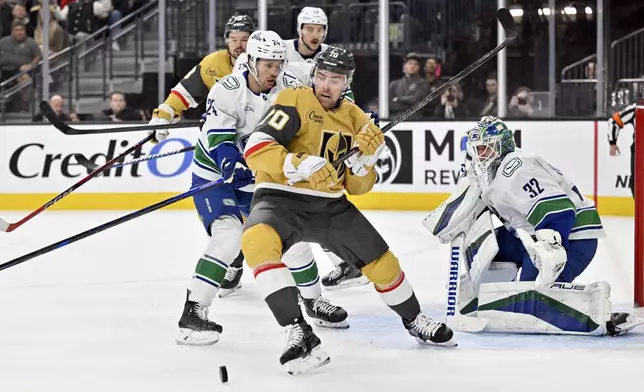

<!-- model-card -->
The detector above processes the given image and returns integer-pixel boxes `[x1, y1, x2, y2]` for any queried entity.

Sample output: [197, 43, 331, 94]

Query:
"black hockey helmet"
[224, 14, 256, 39]
[313, 46, 355, 84]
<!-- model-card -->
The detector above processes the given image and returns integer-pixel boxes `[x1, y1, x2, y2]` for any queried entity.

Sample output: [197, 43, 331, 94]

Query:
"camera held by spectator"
[509, 87, 537, 117]
[434, 83, 469, 119]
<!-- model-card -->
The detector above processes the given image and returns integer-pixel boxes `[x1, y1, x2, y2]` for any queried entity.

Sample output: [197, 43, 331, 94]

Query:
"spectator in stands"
[423, 56, 443, 116]
[32, 94, 78, 121]
[60, 0, 98, 43]
[33, 3, 66, 53]
[94, 91, 145, 121]
[508, 87, 538, 117]
[11, 2, 33, 37]
[0, 20, 41, 110]
[93, 0, 124, 51]
[389, 52, 430, 119]
[479, 72, 497, 116]
[433, 83, 470, 119]
[0, 0, 12, 37]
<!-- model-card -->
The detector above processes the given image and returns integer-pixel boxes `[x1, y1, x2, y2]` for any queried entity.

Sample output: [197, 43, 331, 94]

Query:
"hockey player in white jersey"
[424, 116, 643, 336]
[285, 6, 329, 63]
[177, 30, 349, 346]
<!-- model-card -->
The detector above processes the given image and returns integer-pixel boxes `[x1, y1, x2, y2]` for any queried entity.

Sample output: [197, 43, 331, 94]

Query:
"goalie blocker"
[423, 170, 643, 336]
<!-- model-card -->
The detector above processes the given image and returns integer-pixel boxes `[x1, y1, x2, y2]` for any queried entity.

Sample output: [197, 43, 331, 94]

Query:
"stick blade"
[39, 101, 75, 134]
[497, 8, 517, 38]
[74, 154, 101, 173]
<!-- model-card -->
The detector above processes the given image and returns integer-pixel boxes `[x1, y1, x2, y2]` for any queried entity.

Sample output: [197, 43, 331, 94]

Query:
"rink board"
[0, 120, 634, 215]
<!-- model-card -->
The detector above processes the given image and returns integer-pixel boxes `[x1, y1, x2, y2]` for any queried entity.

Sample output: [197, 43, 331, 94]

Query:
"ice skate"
[606, 312, 644, 336]
[301, 295, 349, 329]
[280, 320, 330, 375]
[219, 265, 243, 298]
[321, 261, 369, 290]
[176, 293, 223, 346]
[403, 312, 457, 347]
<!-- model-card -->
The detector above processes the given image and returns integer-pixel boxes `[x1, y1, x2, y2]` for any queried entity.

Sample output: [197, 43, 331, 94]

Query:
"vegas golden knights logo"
[320, 130, 353, 178]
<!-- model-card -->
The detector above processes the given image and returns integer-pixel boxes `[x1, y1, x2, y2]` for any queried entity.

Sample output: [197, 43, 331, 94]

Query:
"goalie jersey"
[192, 66, 313, 182]
[479, 150, 605, 244]
[243, 86, 379, 197]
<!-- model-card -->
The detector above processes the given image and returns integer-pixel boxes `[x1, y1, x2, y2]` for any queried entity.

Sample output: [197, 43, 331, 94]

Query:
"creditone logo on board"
[9, 138, 195, 179]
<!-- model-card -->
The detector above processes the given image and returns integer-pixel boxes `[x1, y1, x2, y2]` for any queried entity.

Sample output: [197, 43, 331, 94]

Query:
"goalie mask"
[466, 116, 516, 183]
[245, 30, 287, 90]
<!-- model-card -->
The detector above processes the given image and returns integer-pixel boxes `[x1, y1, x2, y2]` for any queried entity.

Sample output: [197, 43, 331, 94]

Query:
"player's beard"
[230, 47, 243, 59]
[302, 38, 320, 53]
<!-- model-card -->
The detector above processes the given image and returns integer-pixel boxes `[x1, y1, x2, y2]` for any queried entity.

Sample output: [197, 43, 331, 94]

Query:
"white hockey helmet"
[245, 30, 287, 87]
[297, 7, 328, 41]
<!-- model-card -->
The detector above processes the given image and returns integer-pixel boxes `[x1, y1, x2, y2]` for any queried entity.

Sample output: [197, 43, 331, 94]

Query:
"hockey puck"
[219, 366, 228, 383]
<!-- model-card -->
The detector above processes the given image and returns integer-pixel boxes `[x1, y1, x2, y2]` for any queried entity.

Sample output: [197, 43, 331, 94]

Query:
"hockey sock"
[255, 263, 303, 326]
[189, 216, 242, 306]
[283, 242, 321, 300]
[288, 259, 321, 299]
[375, 272, 421, 320]
[322, 246, 345, 268]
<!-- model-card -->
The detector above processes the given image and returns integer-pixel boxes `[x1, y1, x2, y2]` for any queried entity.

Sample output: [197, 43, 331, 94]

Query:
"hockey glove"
[148, 103, 179, 144]
[284, 153, 338, 190]
[221, 157, 254, 190]
[345, 124, 385, 177]
[515, 228, 567, 287]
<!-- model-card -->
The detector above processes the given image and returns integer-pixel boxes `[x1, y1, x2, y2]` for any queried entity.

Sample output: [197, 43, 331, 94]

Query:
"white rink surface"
[0, 210, 642, 392]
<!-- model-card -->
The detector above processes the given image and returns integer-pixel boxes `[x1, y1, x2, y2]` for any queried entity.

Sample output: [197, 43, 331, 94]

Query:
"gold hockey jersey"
[163, 50, 235, 116]
[243, 86, 379, 197]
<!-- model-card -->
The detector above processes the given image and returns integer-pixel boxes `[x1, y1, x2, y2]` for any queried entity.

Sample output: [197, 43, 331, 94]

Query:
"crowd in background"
[377, 52, 543, 120]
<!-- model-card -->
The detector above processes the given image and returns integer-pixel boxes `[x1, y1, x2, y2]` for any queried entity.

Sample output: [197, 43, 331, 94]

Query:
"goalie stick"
[0, 134, 154, 233]
[73, 145, 196, 173]
[39, 101, 201, 135]
[332, 7, 517, 169]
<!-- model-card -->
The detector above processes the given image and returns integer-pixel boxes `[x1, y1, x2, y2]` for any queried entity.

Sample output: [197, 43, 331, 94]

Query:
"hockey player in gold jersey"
[241, 46, 456, 375]
[148, 14, 256, 142]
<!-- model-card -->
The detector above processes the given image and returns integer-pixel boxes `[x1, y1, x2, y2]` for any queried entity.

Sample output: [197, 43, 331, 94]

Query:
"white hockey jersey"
[477, 150, 605, 241]
[192, 65, 312, 182]
[285, 39, 328, 63]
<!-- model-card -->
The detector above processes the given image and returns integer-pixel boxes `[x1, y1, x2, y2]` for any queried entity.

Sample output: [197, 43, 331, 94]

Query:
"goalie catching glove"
[148, 103, 180, 143]
[284, 153, 339, 190]
[344, 121, 385, 177]
[515, 228, 567, 287]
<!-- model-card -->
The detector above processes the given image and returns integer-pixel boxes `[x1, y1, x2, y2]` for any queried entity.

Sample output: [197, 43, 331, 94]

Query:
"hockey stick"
[0, 134, 154, 233]
[39, 101, 201, 135]
[0, 178, 224, 271]
[332, 7, 517, 168]
[73, 145, 196, 173]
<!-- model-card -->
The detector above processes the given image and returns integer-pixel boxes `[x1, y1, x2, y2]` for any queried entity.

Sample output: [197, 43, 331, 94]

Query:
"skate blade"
[219, 283, 242, 298]
[176, 328, 220, 346]
[311, 318, 350, 329]
[284, 346, 331, 376]
[322, 276, 370, 291]
[415, 336, 458, 347]
[613, 314, 644, 336]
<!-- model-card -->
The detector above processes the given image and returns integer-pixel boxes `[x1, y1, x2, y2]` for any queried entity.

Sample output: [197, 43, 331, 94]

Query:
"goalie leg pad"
[282, 242, 321, 300]
[463, 211, 500, 291]
[189, 215, 242, 306]
[477, 281, 611, 335]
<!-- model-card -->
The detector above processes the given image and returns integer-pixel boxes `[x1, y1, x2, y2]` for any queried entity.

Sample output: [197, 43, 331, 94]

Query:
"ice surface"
[0, 211, 642, 391]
